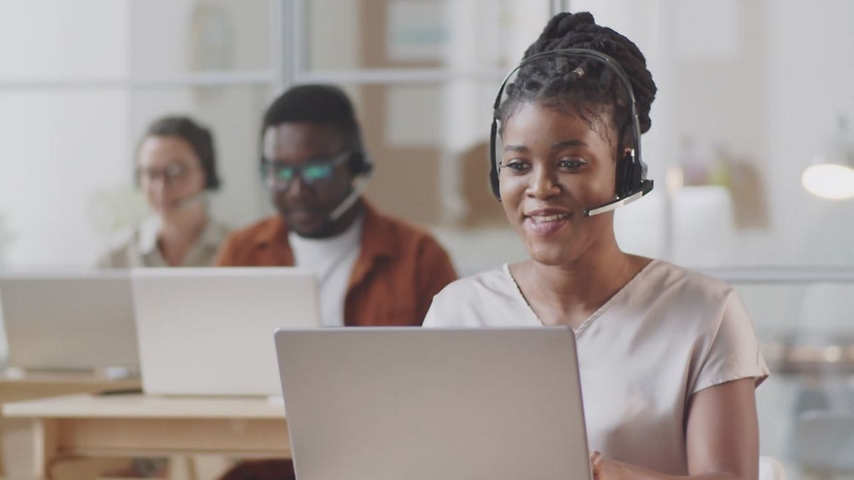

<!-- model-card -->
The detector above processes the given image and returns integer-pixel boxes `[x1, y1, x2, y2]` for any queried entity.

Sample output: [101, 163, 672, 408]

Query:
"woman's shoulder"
[434, 264, 515, 301]
[425, 264, 530, 327]
[643, 259, 734, 302]
[630, 260, 746, 341]
[95, 228, 141, 269]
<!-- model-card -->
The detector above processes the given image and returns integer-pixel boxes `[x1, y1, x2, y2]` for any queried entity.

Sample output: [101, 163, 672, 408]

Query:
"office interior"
[0, 0, 852, 479]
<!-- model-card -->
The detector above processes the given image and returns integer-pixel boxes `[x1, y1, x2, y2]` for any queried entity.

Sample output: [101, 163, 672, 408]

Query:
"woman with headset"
[98, 116, 231, 268]
[425, 12, 768, 479]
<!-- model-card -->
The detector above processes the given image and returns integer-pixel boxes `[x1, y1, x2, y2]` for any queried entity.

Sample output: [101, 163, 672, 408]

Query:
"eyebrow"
[551, 139, 588, 150]
[503, 145, 529, 153]
[503, 139, 588, 153]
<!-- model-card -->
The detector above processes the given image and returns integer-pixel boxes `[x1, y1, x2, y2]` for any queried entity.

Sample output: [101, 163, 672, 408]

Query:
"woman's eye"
[502, 160, 530, 172]
[557, 158, 587, 170]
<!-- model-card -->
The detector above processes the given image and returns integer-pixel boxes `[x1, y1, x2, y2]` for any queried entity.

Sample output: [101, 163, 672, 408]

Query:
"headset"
[489, 48, 654, 216]
[329, 150, 373, 221]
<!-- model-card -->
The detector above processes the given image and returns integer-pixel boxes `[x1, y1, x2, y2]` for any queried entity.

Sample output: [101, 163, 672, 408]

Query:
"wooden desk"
[0, 372, 141, 478]
[0, 372, 140, 405]
[2, 393, 289, 479]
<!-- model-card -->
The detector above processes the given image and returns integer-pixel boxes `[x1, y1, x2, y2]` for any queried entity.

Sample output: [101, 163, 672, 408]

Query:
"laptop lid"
[132, 267, 318, 396]
[0, 271, 139, 372]
[274, 327, 592, 480]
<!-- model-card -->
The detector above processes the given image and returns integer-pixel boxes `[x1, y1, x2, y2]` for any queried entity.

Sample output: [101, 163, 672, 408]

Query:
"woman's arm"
[590, 378, 760, 480]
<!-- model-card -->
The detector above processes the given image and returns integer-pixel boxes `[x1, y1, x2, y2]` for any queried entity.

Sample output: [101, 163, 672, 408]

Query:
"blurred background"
[0, 0, 853, 477]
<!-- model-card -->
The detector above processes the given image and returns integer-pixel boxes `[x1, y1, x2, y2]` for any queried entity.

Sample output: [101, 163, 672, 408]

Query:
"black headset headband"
[490, 48, 653, 214]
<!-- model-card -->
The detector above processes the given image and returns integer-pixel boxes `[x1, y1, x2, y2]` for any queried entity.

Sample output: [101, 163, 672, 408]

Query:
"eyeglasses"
[261, 152, 351, 190]
[137, 163, 193, 185]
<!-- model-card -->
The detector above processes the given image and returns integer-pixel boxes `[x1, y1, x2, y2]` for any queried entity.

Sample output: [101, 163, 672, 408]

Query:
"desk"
[2, 393, 289, 479]
[0, 372, 140, 405]
[0, 372, 141, 478]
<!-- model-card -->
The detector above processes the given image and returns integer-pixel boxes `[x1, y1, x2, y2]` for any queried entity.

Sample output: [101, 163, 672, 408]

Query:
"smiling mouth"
[527, 213, 571, 223]
[524, 213, 572, 235]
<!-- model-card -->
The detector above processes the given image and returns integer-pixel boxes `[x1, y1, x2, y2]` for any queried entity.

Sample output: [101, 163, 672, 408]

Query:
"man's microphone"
[329, 175, 370, 222]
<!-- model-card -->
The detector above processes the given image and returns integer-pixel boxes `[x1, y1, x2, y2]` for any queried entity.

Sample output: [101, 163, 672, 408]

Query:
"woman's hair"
[497, 12, 657, 151]
[140, 116, 221, 190]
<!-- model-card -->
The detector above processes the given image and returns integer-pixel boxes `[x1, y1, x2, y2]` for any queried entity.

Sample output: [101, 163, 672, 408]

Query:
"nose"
[281, 174, 310, 200]
[526, 164, 561, 199]
[145, 174, 167, 194]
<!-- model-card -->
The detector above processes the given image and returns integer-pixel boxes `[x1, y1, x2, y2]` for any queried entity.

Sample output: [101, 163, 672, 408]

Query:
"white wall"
[0, 0, 130, 268]
[766, 0, 854, 267]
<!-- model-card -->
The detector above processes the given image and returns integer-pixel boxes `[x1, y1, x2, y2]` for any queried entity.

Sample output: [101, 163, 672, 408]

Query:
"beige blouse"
[423, 259, 769, 476]
[97, 216, 231, 268]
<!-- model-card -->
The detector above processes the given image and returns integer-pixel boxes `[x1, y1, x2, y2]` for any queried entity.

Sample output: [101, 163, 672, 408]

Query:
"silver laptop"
[0, 272, 139, 372]
[132, 267, 319, 396]
[274, 327, 592, 480]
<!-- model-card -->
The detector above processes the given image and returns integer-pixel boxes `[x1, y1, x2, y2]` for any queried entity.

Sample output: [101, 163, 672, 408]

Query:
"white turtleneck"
[288, 214, 364, 327]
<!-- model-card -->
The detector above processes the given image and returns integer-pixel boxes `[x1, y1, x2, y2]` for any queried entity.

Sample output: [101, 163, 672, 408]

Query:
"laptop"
[274, 327, 592, 480]
[0, 272, 139, 372]
[132, 267, 318, 396]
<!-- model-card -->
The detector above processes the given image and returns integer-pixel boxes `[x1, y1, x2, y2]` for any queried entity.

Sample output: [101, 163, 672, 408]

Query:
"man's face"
[262, 122, 355, 238]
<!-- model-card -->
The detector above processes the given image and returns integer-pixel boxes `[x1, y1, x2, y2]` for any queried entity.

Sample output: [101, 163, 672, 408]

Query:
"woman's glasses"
[137, 163, 193, 185]
[261, 152, 351, 190]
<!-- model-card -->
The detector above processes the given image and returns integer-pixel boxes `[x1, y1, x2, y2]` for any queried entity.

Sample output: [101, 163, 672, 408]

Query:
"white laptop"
[132, 267, 319, 396]
[0, 272, 139, 372]
[274, 327, 592, 480]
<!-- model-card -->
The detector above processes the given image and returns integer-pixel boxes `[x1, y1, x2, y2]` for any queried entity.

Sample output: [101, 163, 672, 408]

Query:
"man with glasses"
[216, 84, 457, 329]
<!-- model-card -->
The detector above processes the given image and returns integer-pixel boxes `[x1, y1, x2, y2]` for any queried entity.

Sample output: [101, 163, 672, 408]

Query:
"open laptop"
[274, 327, 592, 480]
[0, 272, 139, 372]
[132, 267, 318, 396]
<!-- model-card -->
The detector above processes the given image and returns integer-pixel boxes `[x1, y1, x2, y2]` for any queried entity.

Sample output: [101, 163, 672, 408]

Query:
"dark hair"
[140, 116, 221, 190]
[261, 84, 364, 162]
[498, 12, 657, 151]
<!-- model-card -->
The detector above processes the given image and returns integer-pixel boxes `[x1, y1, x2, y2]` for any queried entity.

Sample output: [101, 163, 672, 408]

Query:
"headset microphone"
[583, 178, 653, 216]
[329, 175, 370, 222]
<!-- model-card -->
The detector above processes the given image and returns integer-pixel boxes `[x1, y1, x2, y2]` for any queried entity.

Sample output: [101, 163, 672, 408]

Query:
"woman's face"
[137, 135, 206, 219]
[499, 101, 618, 267]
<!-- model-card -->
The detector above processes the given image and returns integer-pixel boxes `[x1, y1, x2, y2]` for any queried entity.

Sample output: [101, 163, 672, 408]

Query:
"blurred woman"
[98, 116, 230, 268]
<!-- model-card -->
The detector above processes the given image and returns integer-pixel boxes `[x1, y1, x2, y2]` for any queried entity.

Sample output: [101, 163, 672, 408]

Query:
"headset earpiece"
[489, 118, 501, 200]
[616, 149, 637, 198]
[350, 151, 374, 177]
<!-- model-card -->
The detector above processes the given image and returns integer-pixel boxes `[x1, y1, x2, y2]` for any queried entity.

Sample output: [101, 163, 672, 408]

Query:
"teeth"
[530, 214, 568, 222]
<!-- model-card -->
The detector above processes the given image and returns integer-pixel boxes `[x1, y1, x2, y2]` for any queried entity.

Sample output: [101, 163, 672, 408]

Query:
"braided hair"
[498, 12, 657, 152]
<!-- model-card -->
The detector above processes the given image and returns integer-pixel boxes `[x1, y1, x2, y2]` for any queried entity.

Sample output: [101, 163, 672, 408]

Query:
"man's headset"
[329, 151, 373, 221]
[489, 48, 654, 217]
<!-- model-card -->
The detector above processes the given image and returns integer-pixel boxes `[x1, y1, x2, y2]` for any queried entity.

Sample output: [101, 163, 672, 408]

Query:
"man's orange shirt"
[216, 202, 457, 326]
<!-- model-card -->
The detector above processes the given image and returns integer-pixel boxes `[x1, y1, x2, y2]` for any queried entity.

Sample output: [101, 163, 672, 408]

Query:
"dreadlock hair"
[139, 116, 221, 190]
[261, 84, 365, 173]
[497, 12, 657, 155]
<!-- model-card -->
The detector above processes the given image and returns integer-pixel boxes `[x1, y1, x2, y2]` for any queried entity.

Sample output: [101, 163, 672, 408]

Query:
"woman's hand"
[590, 451, 623, 480]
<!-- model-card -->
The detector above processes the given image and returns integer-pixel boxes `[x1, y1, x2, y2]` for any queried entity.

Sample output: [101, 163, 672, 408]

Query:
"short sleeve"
[414, 237, 458, 325]
[422, 288, 452, 328]
[691, 291, 770, 395]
